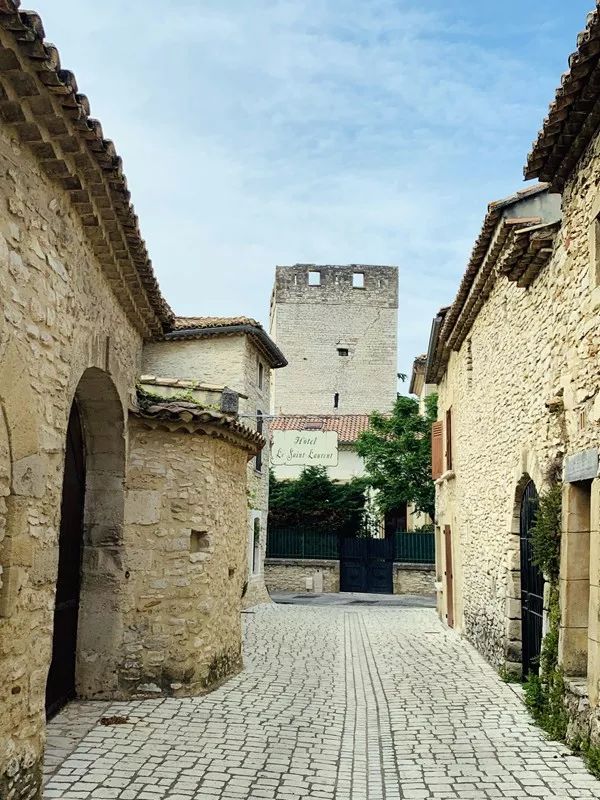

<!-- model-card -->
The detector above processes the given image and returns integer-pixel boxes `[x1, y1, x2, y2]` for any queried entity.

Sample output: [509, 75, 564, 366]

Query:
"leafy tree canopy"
[269, 466, 367, 535]
[356, 393, 438, 519]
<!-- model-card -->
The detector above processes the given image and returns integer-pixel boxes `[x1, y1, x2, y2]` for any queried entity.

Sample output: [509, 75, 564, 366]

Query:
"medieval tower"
[269, 264, 399, 416]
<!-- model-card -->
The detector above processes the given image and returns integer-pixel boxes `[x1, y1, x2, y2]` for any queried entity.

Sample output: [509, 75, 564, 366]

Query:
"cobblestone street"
[44, 604, 600, 799]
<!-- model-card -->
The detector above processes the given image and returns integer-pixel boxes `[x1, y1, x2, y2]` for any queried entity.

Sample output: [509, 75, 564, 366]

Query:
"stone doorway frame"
[505, 451, 545, 677]
[56, 366, 127, 702]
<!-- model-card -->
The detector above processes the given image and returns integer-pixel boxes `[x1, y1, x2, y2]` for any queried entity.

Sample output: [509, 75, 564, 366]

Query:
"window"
[255, 410, 263, 472]
[431, 421, 443, 479]
[352, 272, 365, 289]
[337, 348, 349, 357]
[333, 393, 339, 409]
[308, 270, 321, 286]
[252, 517, 261, 574]
[190, 530, 210, 553]
[258, 359, 264, 390]
[445, 408, 453, 471]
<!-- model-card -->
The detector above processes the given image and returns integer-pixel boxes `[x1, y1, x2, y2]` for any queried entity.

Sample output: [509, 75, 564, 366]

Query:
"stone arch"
[504, 448, 545, 675]
[53, 366, 127, 702]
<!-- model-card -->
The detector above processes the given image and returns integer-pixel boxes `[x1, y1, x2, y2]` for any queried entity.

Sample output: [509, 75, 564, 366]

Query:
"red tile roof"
[525, 4, 600, 188]
[269, 415, 371, 444]
[173, 316, 262, 330]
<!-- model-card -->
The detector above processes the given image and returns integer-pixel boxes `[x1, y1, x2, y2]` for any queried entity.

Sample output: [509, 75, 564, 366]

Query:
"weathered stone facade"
[270, 264, 398, 416]
[392, 563, 435, 595]
[264, 558, 341, 593]
[426, 5, 600, 742]
[141, 318, 287, 610]
[0, 8, 267, 800]
[122, 415, 255, 697]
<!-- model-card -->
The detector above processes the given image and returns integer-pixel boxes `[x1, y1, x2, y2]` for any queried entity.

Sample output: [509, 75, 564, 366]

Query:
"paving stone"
[43, 605, 600, 798]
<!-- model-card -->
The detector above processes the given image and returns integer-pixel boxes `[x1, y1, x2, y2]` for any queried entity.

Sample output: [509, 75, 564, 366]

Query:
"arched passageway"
[45, 402, 86, 718]
[46, 367, 126, 717]
[519, 478, 543, 678]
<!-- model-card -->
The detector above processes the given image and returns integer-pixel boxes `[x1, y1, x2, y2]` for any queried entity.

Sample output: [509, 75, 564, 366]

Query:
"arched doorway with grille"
[45, 367, 126, 719]
[519, 479, 543, 678]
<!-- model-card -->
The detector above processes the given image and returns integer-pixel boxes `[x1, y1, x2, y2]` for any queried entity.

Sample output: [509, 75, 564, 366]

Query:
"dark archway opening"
[520, 479, 543, 678]
[45, 401, 86, 719]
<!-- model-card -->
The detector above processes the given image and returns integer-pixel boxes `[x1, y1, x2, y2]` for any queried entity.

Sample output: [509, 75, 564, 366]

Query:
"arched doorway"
[45, 402, 86, 718]
[46, 367, 126, 716]
[520, 479, 543, 677]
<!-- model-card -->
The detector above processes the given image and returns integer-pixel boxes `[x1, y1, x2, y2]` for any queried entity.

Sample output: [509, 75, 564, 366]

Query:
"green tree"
[356, 393, 438, 519]
[268, 466, 367, 535]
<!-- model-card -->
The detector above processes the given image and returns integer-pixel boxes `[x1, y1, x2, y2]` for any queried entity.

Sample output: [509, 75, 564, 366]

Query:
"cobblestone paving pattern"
[44, 605, 600, 799]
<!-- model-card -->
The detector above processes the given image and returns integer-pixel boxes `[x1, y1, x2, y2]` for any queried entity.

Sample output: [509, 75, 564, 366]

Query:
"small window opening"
[255, 411, 264, 472]
[352, 272, 365, 289]
[333, 393, 339, 409]
[190, 530, 210, 553]
[252, 518, 261, 574]
[337, 348, 349, 357]
[258, 359, 264, 390]
[308, 270, 321, 286]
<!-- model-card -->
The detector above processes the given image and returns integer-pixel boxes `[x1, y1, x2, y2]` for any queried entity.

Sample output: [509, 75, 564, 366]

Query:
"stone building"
[426, 5, 600, 740]
[269, 264, 399, 416]
[0, 7, 265, 800]
[141, 316, 287, 608]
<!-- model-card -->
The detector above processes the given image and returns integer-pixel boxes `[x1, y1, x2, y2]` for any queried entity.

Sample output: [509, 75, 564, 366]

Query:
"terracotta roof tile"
[174, 316, 263, 331]
[0, 1, 172, 336]
[525, 3, 600, 188]
[167, 316, 287, 369]
[270, 415, 371, 444]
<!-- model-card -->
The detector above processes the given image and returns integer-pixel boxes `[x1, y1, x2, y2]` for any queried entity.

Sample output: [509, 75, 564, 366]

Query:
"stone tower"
[270, 264, 399, 415]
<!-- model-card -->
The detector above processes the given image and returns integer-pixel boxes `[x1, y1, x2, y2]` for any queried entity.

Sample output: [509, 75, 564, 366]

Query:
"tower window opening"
[308, 270, 321, 286]
[338, 348, 349, 357]
[352, 272, 365, 289]
[333, 393, 339, 409]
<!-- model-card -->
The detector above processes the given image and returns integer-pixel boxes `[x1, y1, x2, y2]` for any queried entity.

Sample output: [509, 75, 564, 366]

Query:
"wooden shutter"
[444, 525, 455, 628]
[445, 407, 453, 471]
[431, 421, 444, 479]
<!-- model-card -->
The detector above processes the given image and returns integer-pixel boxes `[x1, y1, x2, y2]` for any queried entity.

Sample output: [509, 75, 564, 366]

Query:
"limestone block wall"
[142, 336, 272, 609]
[0, 127, 142, 798]
[270, 265, 398, 415]
[393, 564, 435, 595]
[435, 138, 600, 671]
[123, 419, 250, 696]
[264, 559, 341, 593]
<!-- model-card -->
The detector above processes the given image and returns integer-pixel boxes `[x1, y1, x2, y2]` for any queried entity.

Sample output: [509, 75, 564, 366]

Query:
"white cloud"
[31, 0, 587, 382]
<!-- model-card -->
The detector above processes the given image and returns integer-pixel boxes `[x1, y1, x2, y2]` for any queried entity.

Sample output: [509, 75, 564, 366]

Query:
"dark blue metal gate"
[520, 480, 543, 677]
[340, 537, 394, 594]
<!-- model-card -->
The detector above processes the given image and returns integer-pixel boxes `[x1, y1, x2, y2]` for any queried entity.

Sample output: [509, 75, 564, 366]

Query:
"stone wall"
[264, 559, 340, 593]
[270, 265, 398, 416]
[142, 336, 272, 609]
[393, 564, 435, 595]
[434, 136, 600, 675]
[0, 124, 143, 797]
[264, 558, 434, 596]
[122, 418, 251, 696]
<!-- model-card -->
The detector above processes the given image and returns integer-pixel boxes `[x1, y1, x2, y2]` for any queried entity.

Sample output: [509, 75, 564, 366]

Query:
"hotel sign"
[271, 431, 339, 467]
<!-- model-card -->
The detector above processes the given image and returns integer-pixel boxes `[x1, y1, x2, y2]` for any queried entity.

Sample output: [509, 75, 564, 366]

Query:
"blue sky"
[33, 0, 592, 383]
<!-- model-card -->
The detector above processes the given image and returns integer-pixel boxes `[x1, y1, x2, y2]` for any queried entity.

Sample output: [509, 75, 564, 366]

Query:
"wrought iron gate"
[339, 537, 394, 594]
[45, 403, 86, 719]
[520, 479, 543, 677]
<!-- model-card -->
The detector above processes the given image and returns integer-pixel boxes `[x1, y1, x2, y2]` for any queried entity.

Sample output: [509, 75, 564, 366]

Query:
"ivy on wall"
[524, 483, 567, 738]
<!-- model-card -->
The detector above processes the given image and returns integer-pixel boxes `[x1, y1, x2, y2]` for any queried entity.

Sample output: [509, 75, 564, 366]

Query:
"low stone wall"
[265, 559, 340, 593]
[393, 563, 436, 595]
[265, 558, 435, 595]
